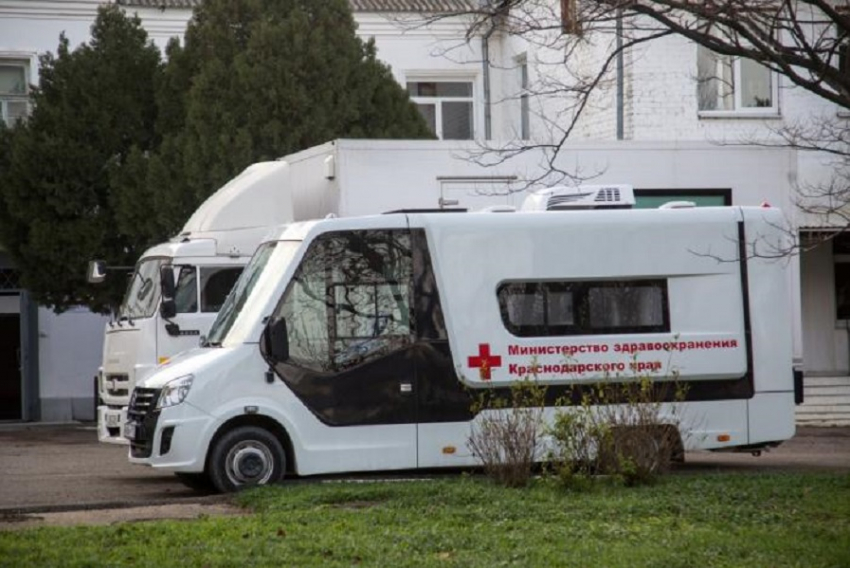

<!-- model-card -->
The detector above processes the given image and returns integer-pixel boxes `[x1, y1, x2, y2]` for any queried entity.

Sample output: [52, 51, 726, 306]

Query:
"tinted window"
[498, 280, 669, 336]
[270, 230, 413, 372]
[200, 267, 243, 313]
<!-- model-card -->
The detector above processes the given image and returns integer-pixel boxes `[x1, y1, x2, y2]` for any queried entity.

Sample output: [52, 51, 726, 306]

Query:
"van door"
[408, 229, 477, 468]
[265, 227, 418, 471]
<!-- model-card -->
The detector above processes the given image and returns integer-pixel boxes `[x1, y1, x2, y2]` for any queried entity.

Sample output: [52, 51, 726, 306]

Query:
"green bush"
[549, 376, 686, 488]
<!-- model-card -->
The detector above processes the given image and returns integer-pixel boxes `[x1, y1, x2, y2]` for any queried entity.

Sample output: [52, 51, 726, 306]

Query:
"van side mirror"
[87, 260, 107, 284]
[160, 266, 176, 319]
[264, 317, 290, 362]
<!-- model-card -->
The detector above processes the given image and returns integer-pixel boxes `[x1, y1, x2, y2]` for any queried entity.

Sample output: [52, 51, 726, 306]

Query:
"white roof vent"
[521, 184, 635, 211]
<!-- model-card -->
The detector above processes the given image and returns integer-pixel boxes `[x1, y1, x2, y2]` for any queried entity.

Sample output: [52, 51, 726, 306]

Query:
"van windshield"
[206, 240, 301, 346]
[120, 257, 169, 320]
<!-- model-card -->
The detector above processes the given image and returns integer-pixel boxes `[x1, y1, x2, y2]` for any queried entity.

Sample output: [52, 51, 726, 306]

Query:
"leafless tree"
[409, 1, 850, 228]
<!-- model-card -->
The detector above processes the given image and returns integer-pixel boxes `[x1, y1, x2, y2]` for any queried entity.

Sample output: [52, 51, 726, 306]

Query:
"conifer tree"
[1, 0, 431, 312]
[0, 5, 161, 311]
[113, 0, 432, 235]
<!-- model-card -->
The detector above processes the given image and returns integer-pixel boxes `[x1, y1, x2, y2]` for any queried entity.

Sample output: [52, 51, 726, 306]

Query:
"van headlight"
[157, 375, 194, 409]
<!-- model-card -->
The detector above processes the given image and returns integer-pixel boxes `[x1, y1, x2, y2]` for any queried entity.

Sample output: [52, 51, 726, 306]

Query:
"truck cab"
[95, 160, 295, 444]
[96, 241, 244, 443]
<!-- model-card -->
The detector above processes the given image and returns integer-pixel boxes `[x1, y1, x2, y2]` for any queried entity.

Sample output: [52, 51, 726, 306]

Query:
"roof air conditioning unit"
[521, 184, 635, 211]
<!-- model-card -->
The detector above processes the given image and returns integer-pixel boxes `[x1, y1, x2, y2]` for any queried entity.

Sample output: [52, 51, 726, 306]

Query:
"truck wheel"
[174, 472, 216, 494]
[209, 426, 286, 493]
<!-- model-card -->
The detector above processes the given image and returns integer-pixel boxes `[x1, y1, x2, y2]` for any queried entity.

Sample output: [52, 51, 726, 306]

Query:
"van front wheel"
[209, 426, 286, 493]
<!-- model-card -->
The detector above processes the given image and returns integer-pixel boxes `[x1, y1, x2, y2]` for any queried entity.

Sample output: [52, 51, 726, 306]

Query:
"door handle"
[439, 197, 459, 208]
[400, 382, 413, 394]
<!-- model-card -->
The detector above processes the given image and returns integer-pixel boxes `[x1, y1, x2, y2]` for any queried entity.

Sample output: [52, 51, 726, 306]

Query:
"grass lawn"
[1, 472, 848, 567]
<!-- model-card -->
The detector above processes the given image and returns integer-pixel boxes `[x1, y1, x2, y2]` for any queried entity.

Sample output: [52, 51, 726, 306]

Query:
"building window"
[498, 279, 669, 337]
[0, 61, 30, 126]
[517, 56, 530, 140]
[560, 0, 581, 35]
[407, 81, 474, 140]
[0, 268, 21, 291]
[697, 46, 777, 113]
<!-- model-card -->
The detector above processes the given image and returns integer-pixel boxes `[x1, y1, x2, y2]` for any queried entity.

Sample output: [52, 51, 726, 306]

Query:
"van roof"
[267, 206, 782, 244]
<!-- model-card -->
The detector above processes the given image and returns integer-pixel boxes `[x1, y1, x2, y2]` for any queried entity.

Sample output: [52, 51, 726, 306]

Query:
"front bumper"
[97, 406, 130, 445]
[126, 397, 214, 473]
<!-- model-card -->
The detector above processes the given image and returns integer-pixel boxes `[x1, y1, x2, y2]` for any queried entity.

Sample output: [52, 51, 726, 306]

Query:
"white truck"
[125, 202, 801, 492]
[94, 161, 295, 443]
[94, 140, 607, 444]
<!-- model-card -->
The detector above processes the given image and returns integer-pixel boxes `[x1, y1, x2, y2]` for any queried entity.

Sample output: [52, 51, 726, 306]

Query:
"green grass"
[2, 473, 849, 567]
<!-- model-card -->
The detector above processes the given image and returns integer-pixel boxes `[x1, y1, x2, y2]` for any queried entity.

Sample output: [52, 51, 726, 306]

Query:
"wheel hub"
[226, 441, 274, 486]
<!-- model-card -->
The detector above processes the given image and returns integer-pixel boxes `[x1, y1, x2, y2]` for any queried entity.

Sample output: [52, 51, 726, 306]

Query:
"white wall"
[37, 307, 108, 422]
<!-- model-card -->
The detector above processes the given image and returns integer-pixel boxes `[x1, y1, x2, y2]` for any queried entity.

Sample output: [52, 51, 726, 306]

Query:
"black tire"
[174, 472, 216, 494]
[208, 426, 286, 493]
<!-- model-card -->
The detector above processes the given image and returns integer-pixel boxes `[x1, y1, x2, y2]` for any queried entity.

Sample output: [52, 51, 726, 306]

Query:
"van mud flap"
[794, 369, 804, 405]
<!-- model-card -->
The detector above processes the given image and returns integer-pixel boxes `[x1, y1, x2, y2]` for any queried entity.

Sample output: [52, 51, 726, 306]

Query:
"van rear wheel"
[209, 426, 286, 493]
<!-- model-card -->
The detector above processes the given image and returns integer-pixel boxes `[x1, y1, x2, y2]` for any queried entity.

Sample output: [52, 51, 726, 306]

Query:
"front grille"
[104, 373, 130, 397]
[127, 388, 160, 420]
[128, 387, 161, 459]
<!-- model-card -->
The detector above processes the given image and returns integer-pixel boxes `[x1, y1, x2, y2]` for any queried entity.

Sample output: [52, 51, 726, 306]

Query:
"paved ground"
[0, 423, 848, 528]
[0, 424, 199, 512]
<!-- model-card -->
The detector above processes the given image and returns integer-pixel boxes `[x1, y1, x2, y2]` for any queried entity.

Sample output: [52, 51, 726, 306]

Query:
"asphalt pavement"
[1, 423, 849, 514]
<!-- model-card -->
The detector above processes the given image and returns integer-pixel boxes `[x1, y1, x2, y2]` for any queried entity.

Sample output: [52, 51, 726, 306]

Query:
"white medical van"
[126, 204, 799, 492]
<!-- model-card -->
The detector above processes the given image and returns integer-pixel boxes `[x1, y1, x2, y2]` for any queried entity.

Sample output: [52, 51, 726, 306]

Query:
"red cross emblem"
[467, 343, 502, 381]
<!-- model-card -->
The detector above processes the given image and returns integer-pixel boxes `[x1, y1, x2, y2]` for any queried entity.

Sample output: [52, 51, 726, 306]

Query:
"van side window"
[200, 267, 243, 313]
[273, 230, 413, 371]
[498, 280, 669, 336]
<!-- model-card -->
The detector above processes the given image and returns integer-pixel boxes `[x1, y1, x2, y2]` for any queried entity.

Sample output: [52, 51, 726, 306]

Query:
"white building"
[0, 0, 845, 423]
[492, 5, 848, 423]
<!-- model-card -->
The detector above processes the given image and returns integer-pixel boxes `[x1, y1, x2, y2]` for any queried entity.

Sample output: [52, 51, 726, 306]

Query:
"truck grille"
[127, 387, 160, 420]
[104, 373, 130, 397]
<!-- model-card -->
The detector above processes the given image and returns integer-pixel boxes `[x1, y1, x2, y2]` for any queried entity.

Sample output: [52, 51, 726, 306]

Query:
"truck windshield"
[120, 258, 169, 320]
[206, 240, 301, 346]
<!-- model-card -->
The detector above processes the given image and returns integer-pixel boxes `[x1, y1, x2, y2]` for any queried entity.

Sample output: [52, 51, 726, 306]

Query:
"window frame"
[516, 55, 530, 140]
[406, 79, 475, 140]
[0, 58, 31, 126]
[696, 45, 780, 117]
[498, 279, 670, 337]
